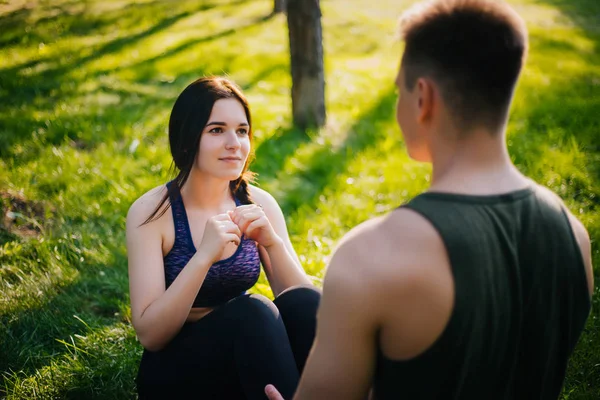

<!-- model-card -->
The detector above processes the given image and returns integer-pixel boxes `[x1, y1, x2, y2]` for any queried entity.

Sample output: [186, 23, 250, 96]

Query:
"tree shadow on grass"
[536, 0, 600, 34]
[509, 21, 600, 207]
[0, 242, 133, 398]
[0, 2, 201, 162]
[0, 0, 273, 163]
[274, 88, 398, 215]
[96, 12, 276, 79]
[0, 0, 256, 49]
[509, 72, 600, 220]
[252, 125, 312, 183]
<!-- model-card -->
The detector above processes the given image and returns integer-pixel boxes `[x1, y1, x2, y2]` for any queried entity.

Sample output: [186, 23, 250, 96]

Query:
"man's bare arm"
[293, 234, 380, 399]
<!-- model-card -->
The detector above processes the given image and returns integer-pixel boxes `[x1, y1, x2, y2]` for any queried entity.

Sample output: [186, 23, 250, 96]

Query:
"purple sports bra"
[163, 181, 261, 307]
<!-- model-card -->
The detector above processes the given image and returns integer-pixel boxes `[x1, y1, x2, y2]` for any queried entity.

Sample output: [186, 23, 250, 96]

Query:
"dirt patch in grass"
[0, 191, 49, 239]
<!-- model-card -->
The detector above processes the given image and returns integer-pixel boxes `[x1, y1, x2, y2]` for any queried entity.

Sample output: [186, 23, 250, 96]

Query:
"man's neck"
[428, 128, 530, 195]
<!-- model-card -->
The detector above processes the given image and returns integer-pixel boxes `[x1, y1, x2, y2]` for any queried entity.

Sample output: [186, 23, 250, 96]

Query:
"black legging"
[136, 285, 321, 399]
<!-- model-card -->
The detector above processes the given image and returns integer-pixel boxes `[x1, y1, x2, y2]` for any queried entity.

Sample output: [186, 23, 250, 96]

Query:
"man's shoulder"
[339, 207, 444, 253]
[324, 208, 454, 348]
[527, 184, 593, 294]
[330, 208, 447, 284]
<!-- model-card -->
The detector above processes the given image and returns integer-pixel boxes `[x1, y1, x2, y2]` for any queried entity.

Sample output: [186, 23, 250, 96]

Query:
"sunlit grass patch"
[3, 323, 139, 400]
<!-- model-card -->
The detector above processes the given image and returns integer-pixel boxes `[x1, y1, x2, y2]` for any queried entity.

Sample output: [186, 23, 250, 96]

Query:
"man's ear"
[416, 78, 434, 124]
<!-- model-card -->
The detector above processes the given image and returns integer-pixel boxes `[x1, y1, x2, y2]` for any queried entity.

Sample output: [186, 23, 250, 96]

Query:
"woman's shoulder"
[247, 184, 290, 231]
[126, 183, 170, 228]
[248, 184, 280, 209]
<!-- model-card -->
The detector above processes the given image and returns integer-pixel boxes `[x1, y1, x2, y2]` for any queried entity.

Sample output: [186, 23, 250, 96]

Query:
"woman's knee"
[278, 283, 321, 297]
[225, 294, 280, 325]
[274, 285, 322, 309]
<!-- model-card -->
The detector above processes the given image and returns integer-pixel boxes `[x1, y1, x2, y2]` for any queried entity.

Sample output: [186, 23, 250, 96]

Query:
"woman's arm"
[127, 191, 241, 351]
[238, 185, 312, 296]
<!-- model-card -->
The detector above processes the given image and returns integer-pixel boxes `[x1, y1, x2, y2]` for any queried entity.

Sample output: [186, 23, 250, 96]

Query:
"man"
[266, 0, 594, 399]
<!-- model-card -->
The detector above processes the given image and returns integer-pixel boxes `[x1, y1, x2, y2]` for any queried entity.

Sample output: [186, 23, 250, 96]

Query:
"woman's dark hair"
[143, 76, 256, 225]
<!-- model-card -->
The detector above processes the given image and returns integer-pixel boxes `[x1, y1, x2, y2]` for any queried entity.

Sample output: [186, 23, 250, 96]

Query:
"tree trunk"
[286, 0, 326, 128]
[273, 0, 286, 14]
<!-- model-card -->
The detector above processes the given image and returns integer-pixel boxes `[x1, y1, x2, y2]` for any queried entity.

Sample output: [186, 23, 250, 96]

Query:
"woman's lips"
[219, 157, 242, 163]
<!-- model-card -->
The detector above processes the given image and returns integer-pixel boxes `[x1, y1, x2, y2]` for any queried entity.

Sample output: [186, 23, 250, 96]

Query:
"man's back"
[373, 184, 591, 399]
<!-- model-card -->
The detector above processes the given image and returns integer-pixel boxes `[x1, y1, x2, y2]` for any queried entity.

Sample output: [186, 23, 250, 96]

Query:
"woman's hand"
[196, 213, 242, 263]
[230, 204, 282, 248]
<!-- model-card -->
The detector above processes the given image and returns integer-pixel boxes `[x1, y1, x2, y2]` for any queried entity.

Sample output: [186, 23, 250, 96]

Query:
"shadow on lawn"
[509, 12, 600, 212]
[0, 243, 134, 398]
[275, 88, 398, 215]
[0, 0, 274, 163]
[536, 0, 600, 34]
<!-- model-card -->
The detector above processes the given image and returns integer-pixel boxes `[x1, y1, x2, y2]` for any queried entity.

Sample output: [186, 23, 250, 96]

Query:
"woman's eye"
[237, 129, 248, 135]
[209, 127, 222, 133]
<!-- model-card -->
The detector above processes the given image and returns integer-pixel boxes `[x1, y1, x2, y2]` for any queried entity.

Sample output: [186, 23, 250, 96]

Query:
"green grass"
[0, 0, 598, 398]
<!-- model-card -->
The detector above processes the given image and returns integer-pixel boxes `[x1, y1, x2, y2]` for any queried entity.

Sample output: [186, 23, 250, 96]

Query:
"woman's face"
[195, 98, 251, 181]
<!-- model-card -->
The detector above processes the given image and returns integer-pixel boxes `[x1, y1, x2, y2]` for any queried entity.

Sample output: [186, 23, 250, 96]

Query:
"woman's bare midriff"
[186, 307, 215, 322]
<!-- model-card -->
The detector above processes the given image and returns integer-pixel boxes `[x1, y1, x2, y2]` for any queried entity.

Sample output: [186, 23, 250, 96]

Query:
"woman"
[126, 77, 321, 399]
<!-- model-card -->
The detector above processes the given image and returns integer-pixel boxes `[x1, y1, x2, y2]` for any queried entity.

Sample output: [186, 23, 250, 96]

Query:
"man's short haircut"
[399, 0, 528, 132]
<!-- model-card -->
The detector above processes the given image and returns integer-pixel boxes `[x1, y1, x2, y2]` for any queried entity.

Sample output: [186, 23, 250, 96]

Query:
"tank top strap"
[166, 181, 194, 248]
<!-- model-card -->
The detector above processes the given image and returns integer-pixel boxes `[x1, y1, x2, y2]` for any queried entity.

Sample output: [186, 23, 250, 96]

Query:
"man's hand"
[265, 384, 285, 400]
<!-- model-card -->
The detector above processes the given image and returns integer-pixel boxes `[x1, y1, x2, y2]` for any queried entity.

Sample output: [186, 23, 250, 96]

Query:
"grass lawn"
[1, 0, 598, 398]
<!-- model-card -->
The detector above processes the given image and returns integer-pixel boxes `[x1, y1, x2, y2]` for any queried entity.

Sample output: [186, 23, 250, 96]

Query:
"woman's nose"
[224, 130, 241, 149]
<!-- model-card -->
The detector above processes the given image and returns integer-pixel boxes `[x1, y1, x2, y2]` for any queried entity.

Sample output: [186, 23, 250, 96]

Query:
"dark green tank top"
[373, 185, 591, 400]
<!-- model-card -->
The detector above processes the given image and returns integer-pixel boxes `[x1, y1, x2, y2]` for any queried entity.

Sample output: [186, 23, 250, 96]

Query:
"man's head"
[396, 0, 528, 161]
